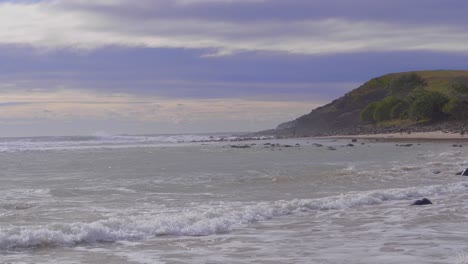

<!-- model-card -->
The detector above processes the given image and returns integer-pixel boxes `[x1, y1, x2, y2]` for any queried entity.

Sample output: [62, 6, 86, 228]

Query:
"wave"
[0, 134, 272, 152]
[1, 181, 467, 250]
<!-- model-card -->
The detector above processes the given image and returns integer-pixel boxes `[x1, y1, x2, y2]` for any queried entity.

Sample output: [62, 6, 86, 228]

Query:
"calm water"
[1, 135, 468, 263]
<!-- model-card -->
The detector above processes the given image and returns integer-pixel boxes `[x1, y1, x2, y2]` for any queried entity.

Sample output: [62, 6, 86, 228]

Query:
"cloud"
[1, 0, 468, 56]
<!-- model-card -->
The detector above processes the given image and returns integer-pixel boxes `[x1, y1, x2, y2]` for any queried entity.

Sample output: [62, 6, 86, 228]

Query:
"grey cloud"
[52, 0, 468, 26]
[2, 0, 468, 56]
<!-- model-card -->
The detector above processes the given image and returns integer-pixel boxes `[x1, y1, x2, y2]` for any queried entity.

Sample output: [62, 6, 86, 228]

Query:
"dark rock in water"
[399, 144, 413, 147]
[411, 198, 432, 206]
[295, 143, 301, 147]
[312, 143, 323, 147]
[231, 145, 251, 149]
[432, 170, 442, 175]
[456, 168, 468, 176]
[283, 145, 294, 148]
[327, 146, 337, 151]
[352, 139, 357, 142]
[346, 144, 355, 147]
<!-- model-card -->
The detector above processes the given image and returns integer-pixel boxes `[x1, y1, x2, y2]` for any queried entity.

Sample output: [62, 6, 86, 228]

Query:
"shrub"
[408, 91, 449, 120]
[372, 96, 404, 122]
[390, 101, 409, 119]
[389, 73, 426, 97]
[360, 102, 378, 123]
[443, 98, 468, 120]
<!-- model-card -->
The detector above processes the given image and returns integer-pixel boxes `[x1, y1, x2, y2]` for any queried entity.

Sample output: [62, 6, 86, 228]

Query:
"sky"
[1, 0, 468, 136]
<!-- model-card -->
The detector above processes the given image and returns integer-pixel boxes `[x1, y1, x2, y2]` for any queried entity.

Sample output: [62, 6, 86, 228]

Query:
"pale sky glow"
[0, 0, 467, 136]
[0, 88, 315, 135]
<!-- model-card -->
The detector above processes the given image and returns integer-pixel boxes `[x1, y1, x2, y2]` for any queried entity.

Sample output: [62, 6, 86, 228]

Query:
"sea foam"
[1, 181, 467, 250]
[0, 134, 271, 152]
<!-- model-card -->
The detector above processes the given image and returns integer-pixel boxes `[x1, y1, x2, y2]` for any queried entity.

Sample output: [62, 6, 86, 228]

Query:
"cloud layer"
[2, 0, 468, 56]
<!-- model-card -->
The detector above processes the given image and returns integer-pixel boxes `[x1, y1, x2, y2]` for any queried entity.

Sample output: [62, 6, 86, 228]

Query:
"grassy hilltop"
[270, 70, 468, 136]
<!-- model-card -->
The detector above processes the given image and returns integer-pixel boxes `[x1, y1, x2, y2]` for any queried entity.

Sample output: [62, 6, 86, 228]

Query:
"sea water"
[0, 135, 468, 264]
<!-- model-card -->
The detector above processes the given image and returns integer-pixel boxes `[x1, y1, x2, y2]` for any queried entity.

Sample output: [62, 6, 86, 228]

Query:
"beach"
[328, 131, 468, 141]
[0, 134, 468, 263]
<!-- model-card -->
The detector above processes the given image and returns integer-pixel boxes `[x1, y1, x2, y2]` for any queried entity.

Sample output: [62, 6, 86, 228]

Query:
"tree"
[443, 98, 468, 120]
[372, 96, 404, 122]
[408, 91, 449, 121]
[360, 102, 378, 123]
[390, 101, 409, 119]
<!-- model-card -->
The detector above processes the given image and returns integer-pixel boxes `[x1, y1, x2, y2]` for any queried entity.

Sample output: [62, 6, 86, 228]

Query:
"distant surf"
[0, 134, 271, 152]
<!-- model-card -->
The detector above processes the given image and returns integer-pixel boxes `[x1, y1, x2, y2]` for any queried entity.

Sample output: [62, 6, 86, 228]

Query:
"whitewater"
[1, 135, 468, 263]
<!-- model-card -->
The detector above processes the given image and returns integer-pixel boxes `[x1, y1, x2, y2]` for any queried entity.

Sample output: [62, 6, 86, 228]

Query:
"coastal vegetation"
[267, 70, 468, 137]
[360, 73, 468, 123]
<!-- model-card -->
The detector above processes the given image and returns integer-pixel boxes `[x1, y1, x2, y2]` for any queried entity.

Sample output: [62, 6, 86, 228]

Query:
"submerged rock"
[411, 198, 432, 206]
[432, 170, 442, 175]
[327, 147, 337, 151]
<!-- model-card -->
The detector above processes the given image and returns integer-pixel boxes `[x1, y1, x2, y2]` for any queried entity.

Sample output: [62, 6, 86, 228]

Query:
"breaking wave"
[1, 181, 467, 250]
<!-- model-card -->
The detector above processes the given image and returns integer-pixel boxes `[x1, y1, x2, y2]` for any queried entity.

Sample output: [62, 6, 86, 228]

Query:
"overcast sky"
[1, 0, 468, 136]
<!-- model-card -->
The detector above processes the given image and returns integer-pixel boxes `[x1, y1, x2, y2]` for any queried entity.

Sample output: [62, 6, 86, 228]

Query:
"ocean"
[0, 134, 468, 264]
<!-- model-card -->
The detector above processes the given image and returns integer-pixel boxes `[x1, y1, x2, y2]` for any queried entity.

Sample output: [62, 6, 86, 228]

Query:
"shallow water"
[1, 135, 468, 263]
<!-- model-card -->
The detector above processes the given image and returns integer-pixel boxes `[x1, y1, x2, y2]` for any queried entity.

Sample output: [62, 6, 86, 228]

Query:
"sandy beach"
[327, 131, 468, 141]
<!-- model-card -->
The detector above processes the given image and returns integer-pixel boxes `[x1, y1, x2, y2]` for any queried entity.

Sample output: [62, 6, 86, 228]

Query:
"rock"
[346, 144, 355, 147]
[312, 143, 323, 147]
[456, 168, 468, 176]
[411, 198, 432, 206]
[432, 170, 442, 175]
[327, 147, 337, 151]
[351, 139, 357, 142]
[295, 144, 301, 147]
[282, 145, 294, 148]
[399, 144, 413, 147]
[231, 145, 251, 149]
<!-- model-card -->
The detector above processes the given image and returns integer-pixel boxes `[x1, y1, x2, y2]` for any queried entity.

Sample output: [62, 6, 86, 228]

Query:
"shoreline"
[321, 131, 468, 142]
